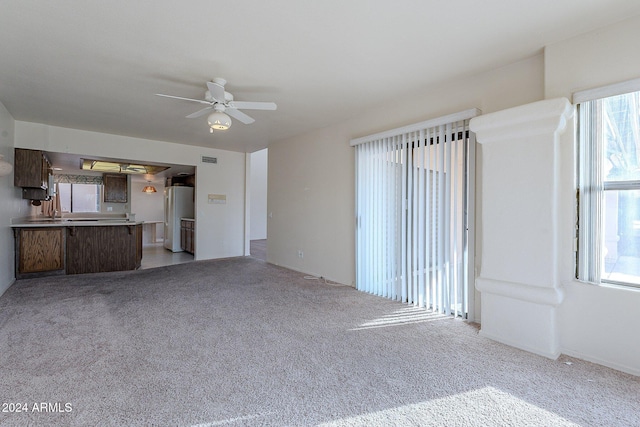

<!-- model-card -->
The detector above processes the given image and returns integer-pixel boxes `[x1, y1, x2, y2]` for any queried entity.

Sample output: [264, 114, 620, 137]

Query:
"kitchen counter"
[12, 218, 143, 278]
[11, 213, 140, 227]
[11, 219, 142, 227]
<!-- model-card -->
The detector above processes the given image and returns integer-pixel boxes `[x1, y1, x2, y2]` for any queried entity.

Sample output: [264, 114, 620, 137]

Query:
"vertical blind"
[576, 99, 604, 284]
[352, 109, 478, 317]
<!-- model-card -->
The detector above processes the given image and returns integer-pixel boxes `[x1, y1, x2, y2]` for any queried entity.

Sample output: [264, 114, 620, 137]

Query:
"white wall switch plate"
[208, 194, 226, 204]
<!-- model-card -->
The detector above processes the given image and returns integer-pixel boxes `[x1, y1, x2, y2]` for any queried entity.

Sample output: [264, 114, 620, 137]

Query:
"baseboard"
[560, 348, 640, 377]
[0, 277, 16, 298]
[268, 262, 351, 287]
[479, 329, 561, 360]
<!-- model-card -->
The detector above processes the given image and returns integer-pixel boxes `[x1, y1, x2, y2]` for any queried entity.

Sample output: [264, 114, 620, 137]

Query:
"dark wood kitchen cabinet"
[14, 227, 65, 277]
[180, 219, 194, 254]
[103, 173, 127, 203]
[14, 148, 51, 188]
[13, 223, 142, 278]
[14, 148, 52, 200]
[65, 224, 142, 274]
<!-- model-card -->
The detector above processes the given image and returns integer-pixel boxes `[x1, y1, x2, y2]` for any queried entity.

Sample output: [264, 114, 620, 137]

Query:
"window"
[58, 183, 101, 213]
[577, 86, 640, 288]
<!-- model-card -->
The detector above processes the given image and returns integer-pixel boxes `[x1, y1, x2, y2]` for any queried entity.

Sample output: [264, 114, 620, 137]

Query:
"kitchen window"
[576, 83, 640, 288]
[58, 183, 101, 213]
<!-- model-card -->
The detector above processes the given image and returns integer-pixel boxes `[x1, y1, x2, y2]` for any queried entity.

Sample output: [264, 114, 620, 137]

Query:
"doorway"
[250, 148, 268, 261]
[354, 113, 476, 318]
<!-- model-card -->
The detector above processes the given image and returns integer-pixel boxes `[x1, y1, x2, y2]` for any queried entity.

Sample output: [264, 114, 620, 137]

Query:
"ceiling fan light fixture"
[208, 111, 231, 131]
[157, 78, 277, 132]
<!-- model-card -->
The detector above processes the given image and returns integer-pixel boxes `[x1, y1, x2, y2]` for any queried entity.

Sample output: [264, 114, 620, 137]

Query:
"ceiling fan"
[156, 78, 277, 132]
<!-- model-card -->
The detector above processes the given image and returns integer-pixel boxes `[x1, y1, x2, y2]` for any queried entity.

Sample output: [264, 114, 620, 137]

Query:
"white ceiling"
[1, 1, 640, 153]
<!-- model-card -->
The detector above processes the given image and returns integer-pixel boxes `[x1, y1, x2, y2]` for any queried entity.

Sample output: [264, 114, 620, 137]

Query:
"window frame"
[58, 182, 101, 213]
[575, 82, 640, 289]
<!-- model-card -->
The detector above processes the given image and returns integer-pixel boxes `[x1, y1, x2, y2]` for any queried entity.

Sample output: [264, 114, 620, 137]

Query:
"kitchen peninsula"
[11, 213, 142, 278]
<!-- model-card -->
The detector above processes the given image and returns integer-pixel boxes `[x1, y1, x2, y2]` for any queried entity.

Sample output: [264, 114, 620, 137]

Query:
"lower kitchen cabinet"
[15, 227, 65, 277]
[180, 219, 194, 254]
[14, 223, 143, 278]
[66, 224, 142, 275]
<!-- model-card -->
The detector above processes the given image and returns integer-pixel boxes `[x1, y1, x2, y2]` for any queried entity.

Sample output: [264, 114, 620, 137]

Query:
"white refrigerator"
[164, 186, 194, 252]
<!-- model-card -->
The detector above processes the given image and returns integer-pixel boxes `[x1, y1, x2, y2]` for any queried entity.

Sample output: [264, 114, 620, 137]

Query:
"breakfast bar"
[11, 214, 143, 278]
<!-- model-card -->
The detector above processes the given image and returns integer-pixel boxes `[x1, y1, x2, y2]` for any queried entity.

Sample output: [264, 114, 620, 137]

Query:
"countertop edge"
[11, 221, 144, 228]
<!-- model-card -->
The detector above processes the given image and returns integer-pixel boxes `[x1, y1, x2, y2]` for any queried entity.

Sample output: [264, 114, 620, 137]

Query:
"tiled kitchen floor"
[140, 240, 267, 270]
[140, 243, 194, 270]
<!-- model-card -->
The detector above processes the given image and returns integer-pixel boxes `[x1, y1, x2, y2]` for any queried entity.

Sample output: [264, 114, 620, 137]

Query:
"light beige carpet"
[0, 257, 638, 426]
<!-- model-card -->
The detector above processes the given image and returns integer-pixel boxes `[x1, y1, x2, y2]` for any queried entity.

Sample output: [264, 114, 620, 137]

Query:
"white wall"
[268, 124, 356, 285]
[14, 122, 247, 261]
[470, 98, 571, 359]
[0, 102, 25, 296]
[131, 179, 165, 244]
[545, 14, 640, 376]
[131, 179, 164, 222]
[268, 54, 545, 291]
[250, 148, 268, 240]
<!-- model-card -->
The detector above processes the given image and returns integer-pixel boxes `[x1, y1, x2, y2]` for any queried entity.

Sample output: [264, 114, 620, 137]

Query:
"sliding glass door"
[353, 111, 476, 318]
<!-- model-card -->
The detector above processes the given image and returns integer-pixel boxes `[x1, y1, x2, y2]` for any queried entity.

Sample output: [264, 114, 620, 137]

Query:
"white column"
[469, 98, 572, 359]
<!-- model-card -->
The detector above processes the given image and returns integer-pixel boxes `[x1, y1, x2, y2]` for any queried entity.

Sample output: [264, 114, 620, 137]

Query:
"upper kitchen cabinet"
[103, 173, 127, 203]
[14, 148, 51, 188]
[14, 148, 52, 200]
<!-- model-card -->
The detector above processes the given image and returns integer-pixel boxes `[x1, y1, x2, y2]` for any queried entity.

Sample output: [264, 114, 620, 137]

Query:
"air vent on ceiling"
[201, 156, 217, 164]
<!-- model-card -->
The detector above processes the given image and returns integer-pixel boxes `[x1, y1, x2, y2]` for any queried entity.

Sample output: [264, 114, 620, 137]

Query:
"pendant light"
[142, 181, 157, 193]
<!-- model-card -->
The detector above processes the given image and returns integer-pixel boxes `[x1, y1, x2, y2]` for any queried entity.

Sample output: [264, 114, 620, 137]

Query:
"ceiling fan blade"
[206, 81, 226, 103]
[229, 101, 277, 111]
[155, 93, 210, 105]
[185, 107, 212, 118]
[226, 108, 255, 124]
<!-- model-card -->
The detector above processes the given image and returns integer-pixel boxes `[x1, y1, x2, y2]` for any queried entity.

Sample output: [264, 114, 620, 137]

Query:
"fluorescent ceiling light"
[81, 159, 169, 175]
